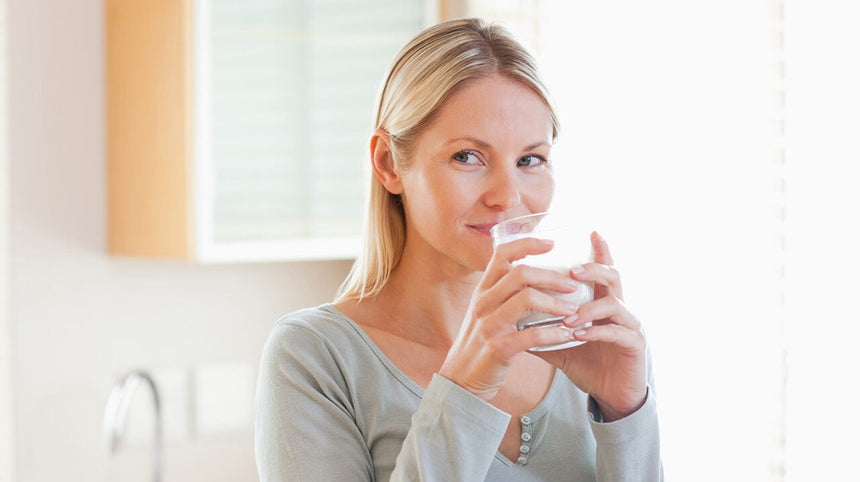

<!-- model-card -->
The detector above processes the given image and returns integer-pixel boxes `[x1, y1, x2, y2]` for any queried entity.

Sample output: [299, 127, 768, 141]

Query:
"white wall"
[782, 2, 860, 480]
[6, 1, 352, 481]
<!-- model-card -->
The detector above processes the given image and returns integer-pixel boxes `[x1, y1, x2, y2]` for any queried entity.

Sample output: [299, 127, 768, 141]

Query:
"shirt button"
[521, 432, 532, 442]
[520, 444, 530, 454]
[517, 456, 528, 465]
[520, 415, 531, 425]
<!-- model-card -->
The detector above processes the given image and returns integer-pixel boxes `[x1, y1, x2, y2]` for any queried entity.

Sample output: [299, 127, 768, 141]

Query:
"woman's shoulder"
[268, 303, 364, 348]
[274, 303, 346, 329]
[260, 304, 380, 381]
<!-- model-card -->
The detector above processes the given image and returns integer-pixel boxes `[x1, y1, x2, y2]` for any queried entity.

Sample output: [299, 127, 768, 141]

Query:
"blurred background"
[1, 0, 858, 481]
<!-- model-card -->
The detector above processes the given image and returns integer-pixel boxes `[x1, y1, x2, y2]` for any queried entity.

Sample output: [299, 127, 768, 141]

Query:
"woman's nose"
[482, 167, 521, 210]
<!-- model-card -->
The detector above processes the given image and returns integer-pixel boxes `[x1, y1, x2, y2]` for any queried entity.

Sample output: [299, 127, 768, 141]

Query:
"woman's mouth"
[468, 224, 497, 236]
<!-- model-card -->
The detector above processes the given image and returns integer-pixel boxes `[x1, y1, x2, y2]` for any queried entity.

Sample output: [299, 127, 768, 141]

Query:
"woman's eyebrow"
[444, 136, 492, 149]
[444, 137, 550, 151]
[523, 141, 551, 151]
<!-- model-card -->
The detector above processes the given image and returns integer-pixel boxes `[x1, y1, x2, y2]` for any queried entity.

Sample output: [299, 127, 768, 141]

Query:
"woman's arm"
[534, 232, 663, 480]
[391, 374, 510, 481]
[255, 322, 375, 481]
[590, 386, 663, 481]
[589, 345, 663, 481]
[255, 319, 512, 481]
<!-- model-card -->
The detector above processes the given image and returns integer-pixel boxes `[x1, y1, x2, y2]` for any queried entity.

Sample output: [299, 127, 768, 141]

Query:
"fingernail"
[571, 265, 585, 274]
[566, 278, 579, 288]
[561, 326, 575, 339]
[567, 304, 579, 313]
[574, 328, 588, 337]
[564, 313, 579, 324]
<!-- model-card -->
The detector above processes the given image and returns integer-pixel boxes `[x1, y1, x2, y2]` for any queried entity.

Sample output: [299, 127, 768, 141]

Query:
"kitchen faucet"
[103, 370, 163, 482]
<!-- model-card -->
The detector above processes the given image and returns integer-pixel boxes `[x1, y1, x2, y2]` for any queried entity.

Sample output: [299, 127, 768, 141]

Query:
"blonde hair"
[336, 18, 560, 302]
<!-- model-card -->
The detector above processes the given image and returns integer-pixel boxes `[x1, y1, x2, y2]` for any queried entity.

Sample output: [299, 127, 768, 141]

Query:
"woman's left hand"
[534, 232, 648, 422]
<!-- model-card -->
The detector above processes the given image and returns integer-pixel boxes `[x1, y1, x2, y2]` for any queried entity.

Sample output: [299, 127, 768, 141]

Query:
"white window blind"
[204, 0, 425, 243]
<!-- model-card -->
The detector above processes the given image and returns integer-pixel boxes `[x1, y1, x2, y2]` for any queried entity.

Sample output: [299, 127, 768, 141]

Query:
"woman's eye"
[517, 155, 545, 167]
[452, 150, 480, 165]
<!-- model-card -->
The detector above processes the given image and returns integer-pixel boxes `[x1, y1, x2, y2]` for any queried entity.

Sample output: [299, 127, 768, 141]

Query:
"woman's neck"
[391, 248, 481, 342]
[344, 241, 482, 349]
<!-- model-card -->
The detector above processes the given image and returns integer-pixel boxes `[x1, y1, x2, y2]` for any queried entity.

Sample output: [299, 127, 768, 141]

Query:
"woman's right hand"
[438, 237, 580, 402]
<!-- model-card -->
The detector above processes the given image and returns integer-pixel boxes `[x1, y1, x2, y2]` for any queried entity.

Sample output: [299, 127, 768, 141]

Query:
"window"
[539, 2, 783, 479]
[198, 0, 426, 249]
[471, 0, 860, 479]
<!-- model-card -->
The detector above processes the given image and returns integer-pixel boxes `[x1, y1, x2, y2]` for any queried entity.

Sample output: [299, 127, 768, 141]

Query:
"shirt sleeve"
[588, 343, 664, 482]
[588, 387, 663, 481]
[255, 321, 375, 481]
[255, 320, 511, 482]
[390, 374, 511, 481]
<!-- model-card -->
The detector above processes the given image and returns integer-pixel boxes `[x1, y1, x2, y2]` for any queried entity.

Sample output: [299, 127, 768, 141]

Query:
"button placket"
[517, 415, 534, 466]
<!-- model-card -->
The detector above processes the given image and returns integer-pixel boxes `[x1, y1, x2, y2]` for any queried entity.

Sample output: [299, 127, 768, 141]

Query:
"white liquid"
[516, 265, 594, 351]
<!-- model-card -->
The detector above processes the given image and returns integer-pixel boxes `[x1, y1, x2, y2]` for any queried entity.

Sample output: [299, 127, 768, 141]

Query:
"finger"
[570, 322, 645, 350]
[570, 262, 623, 301]
[493, 324, 578, 359]
[477, 263, 580, 319]
[481, 237, 554, 290]
[484, 287, 578, 336]
[591, 231, 614, 266]
[566, 296, 640, 331]
[588, 232, 615, 300]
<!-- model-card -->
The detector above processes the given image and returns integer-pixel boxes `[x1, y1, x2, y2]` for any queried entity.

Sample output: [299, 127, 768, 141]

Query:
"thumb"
[591, 231, 614, 266]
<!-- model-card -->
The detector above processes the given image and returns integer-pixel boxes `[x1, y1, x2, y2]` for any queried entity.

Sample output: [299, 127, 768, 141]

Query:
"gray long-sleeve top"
[255, 304, 663, 481]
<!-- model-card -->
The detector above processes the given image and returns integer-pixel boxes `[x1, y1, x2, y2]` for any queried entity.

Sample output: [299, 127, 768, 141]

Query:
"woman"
[256, 18, 662, 481]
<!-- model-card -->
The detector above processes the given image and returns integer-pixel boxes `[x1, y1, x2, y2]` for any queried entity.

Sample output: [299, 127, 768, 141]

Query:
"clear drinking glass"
[490, 212, 594, 351]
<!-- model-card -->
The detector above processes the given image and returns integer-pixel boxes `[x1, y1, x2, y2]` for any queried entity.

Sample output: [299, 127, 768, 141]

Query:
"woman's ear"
[370, 129, 404, 195]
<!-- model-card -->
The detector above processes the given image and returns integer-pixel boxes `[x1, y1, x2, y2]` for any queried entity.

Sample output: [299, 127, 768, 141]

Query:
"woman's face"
[396, 75, 555, 273]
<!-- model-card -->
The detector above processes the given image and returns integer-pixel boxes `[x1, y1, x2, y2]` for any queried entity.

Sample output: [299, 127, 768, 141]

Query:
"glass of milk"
[490, 212, 594, 351]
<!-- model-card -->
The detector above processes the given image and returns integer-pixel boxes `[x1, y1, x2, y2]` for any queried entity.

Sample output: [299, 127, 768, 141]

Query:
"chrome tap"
[103, 370, 163, 482]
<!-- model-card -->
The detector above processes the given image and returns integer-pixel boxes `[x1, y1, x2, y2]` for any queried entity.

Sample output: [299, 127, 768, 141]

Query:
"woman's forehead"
[423, 77, 554, 143]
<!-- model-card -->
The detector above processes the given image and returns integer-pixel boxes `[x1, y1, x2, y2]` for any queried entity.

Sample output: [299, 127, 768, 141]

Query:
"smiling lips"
[469, 223, 499, 236]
